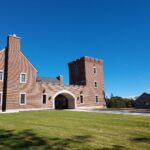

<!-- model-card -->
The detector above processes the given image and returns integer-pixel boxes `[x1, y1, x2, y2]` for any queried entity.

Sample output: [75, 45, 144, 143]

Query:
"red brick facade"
[0, 34, 106, 112]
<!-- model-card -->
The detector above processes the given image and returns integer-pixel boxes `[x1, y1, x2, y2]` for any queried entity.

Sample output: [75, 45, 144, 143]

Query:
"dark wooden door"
[55, 95, 68, 109]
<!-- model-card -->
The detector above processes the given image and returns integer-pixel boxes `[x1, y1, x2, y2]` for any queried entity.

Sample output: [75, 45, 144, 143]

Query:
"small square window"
[20, 73, 27, 83]
[20, 93, 26, 105]
[0, 70, 4, 81]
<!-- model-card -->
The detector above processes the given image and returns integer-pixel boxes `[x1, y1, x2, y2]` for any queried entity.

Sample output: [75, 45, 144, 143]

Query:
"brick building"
[0, 34, 106, 112]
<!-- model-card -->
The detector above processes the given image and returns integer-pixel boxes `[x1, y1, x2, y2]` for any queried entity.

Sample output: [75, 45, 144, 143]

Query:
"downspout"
[2, 38, 9, 112]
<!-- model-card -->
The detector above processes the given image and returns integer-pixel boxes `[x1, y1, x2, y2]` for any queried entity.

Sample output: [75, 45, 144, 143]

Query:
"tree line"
[105, 94, 134, 108]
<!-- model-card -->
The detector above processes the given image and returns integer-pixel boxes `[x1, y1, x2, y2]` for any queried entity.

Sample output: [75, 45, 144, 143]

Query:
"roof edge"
[20, 50, 38, 72]
[0, 48, 5, 53]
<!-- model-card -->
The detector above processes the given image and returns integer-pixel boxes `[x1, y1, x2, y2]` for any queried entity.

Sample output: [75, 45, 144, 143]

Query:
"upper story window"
[94, 81, 98, 88]
[93, 66, 97, 74]
[20, 73, 27, 83]
[0, 70, 4, 81]
[20, 93, 26, 105]
[0, 92, 2, 105]
[80, 95, 84, 104]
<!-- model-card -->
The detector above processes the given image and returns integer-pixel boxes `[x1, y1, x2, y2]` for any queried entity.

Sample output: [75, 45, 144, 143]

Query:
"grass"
[0, 110, 150, 150]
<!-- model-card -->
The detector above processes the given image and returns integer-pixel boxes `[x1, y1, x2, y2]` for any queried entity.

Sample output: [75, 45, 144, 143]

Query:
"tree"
[105, 96, 134, 108]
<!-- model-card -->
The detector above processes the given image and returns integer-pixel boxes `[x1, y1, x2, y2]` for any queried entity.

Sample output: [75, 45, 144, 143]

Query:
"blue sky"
[0, 0, 150, 98]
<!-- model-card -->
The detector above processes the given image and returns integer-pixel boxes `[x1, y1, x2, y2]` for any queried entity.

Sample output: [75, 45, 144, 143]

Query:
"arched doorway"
[53, 90, 76, 109]
[55, 94, 68, 109]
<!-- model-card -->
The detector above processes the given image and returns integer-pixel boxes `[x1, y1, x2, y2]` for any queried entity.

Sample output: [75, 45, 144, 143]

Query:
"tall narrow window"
[80, 95, 84, 103]
[20, 93, 26, 105]
[0, 70, 4, 81]
[0, 92, 2, 105]
[42, 94, 47, 104]
[93, 66, 96, 74]
[96, 95, 99, 103]
[20, 73, 27, 83]
[94, 81, 98, 88]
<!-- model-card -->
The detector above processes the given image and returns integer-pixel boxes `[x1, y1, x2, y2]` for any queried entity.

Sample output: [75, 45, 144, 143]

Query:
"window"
[80, 95, 84, 103]
[20, 93, 26, 105]
[0, 70, 4, 81]
[144, 101, 149, 106]
[93, 66, 96, 74]
[42, 93, 47, 104]
[0, 92, 2, 105]
[20, 73, 27, 83]
[96, 95, 99, 103]
[94, 81, 98, 88]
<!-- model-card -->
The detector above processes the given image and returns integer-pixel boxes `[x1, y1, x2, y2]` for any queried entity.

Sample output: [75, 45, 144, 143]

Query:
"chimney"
[2, 34, 21, 112]
[7, 34, 21, 51]
[57, 75, 64, 84]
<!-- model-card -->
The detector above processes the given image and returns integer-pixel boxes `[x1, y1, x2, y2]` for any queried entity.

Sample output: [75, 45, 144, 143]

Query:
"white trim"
[0, 109, 19, 113]
[0, 108, 53, 113]
[20, 51, 38, 72]
[52, 90, 77, 109]
[42, 93, 48, 104]
[19, 92, 26, 105]
[0, 92, 2, 105]
[80, 94, 84, 104]
[20, 72, 27, 83]
[9, 34, 20, 39]
[0, 70, 4, 82]
[19, 108, 53, 112]
[0, 48, 5, 53]
[75, 106, 105, 110]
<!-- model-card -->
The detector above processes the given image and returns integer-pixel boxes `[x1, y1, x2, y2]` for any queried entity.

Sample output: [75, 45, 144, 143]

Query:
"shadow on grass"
[0, 129, 91, 150]
[97, 145, 127, 150]
[0, 129, 135, 150]
[130, 137, 150, 144]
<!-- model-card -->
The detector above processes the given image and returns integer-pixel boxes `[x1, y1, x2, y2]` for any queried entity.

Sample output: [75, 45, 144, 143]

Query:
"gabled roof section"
[36, 77, 62, 84]
[136, 93, 150, 102]
[20, 50, 38, 72]
[0, 48, 37, 72]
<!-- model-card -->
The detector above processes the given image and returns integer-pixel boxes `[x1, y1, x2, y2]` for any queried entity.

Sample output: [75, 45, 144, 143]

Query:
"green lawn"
[0, 110, 149, 150]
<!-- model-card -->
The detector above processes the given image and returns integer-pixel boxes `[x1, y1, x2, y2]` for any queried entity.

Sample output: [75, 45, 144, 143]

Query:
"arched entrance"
[53, 90, 76, 109]
[55, 94, 68, 109]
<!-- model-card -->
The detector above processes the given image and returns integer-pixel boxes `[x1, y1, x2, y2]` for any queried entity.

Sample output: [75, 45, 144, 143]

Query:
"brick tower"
[68, 56, 105, 107]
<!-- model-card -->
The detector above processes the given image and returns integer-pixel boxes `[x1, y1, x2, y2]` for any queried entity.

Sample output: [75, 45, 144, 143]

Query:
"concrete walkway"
[68, 109, 150, 116]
